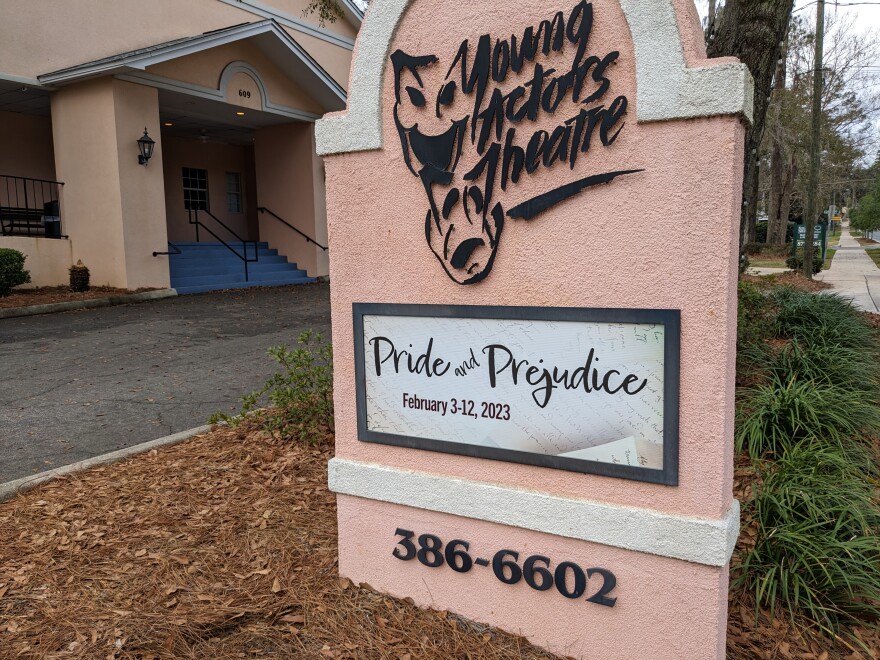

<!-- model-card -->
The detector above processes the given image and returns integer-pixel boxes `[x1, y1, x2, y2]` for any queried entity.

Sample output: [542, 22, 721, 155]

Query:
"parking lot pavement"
[0, 284, 331, 484]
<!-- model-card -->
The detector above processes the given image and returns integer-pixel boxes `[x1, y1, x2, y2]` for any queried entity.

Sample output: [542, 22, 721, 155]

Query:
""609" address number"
[392, 528, 617, 607]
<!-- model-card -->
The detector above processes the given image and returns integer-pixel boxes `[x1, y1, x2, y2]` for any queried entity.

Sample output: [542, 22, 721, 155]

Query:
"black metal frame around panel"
[353, 303, 680, 486]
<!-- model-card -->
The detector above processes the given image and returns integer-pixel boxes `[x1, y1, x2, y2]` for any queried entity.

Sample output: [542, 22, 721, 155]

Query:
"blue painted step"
[168, 241, 316, 295]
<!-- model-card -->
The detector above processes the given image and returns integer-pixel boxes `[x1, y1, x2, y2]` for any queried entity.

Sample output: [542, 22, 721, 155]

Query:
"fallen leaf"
[271, 577, 282, 593]
[280, 614, 304, 624]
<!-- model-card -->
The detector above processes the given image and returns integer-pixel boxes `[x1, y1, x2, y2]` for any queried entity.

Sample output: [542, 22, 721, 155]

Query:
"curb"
[0, 424, 211, 503]
[0, 288, 178, 320]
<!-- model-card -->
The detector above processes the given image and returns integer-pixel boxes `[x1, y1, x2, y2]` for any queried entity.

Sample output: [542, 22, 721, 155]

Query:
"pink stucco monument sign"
[316, 0, 751, 657]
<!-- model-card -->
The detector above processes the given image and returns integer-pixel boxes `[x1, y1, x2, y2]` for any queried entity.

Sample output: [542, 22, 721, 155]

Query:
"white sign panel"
[354, 304, 679, 484]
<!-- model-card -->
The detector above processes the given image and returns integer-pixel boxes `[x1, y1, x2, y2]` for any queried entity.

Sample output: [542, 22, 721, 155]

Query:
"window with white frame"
[226, 172, 243, 213]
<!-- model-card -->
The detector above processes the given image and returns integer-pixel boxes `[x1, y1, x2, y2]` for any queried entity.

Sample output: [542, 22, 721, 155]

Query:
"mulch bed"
[861, 312, 880, 331]
[741, 272, 832, 293]
[0, 287, 155, 310]
[1, 424, 877, 658]
[0, 424, 559, 660]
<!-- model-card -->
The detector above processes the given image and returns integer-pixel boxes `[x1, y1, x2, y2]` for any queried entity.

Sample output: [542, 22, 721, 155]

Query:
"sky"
[694, 0, 880, 28]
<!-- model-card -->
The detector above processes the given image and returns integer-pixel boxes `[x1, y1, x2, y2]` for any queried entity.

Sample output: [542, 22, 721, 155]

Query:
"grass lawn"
[822, 248, 837, 270]
[747, 256, 788, 268]
[829, 225, 842, 245]
[867, 248, 880, 269]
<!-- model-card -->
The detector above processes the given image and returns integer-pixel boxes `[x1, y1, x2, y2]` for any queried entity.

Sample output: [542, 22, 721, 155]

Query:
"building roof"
[38, 20, 346, 111]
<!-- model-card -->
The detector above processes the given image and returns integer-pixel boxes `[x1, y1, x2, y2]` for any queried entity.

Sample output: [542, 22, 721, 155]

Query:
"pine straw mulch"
[741, 272, 832, 293]
[2, 424, 878, 659]
[860, 312, 880, 331]
[0, 423, 561, 660]
[0, 287, 156, 310]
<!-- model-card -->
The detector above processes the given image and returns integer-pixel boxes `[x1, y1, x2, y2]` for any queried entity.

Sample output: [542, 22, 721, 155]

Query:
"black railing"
[152, 242, 182, 257]
[0, 175, 64, 238]
[257, 207, 328, 251]
[187, 208, 259, 281]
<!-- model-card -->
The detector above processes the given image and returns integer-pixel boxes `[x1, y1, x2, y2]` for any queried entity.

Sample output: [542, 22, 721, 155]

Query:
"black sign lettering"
[392, 1, 643, 285]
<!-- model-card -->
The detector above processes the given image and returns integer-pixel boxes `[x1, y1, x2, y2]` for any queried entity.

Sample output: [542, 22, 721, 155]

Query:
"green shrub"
[737, 281, 778, 347]
[211, 331, 333, 444]
[736, 375, 880, 460]
[754, 221, 768, 244]
[0, 248, 30, 297]
[736, 439, 880, 636]
[785, 249, 823, 274]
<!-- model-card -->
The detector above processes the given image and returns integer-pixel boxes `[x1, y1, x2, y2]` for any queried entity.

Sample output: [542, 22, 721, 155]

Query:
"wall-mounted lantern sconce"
[137, 127, 155, 166]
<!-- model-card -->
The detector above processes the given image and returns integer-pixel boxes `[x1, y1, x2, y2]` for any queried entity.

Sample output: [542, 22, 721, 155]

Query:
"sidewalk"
[815, 224, 880, 313]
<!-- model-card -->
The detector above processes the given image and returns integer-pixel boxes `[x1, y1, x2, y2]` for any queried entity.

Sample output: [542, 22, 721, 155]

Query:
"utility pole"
[803, 0, 825, 279]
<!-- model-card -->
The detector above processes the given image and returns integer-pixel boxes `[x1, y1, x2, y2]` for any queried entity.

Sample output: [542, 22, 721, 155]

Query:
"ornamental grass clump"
[734, 280, 880, 642]
[771, 287, 874, 350]
[736, 439, 880, 637]
[736, 374, 880, 461]
[210, 331, 333, 445]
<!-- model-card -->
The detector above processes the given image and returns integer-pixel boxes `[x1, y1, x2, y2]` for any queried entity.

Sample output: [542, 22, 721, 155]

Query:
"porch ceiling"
[0, 80, 50, 116]
[158, 88, 291, 146]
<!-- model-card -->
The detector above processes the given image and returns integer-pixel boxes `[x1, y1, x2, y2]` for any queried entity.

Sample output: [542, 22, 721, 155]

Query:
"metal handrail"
[152, 242, 182, 257]
[187, 209, 259, 281]
[257, 207, 328, 251]
[0, 174, 65, 186]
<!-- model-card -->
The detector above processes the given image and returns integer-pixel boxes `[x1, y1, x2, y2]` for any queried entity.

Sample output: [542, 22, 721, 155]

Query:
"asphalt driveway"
[0, 284, 331, 483]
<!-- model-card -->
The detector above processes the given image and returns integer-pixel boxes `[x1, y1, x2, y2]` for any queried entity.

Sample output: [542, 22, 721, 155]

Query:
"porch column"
[254, 122, 327, 278]
[51, 78, 169, 289]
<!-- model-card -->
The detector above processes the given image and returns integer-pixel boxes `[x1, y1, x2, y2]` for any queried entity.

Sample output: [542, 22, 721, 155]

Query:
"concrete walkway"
[0, 284, 330, 483]
[816, 223, 880, 312]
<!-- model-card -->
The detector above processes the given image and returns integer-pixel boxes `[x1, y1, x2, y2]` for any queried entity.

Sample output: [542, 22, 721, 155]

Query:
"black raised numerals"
[416, 533, 444, 567]
[391, 529, 617, 607]
[445, 539, 473, 573]
[392, 528, 416, 560]
[492, 549, 522, 584]
[523, 555, 553, 591]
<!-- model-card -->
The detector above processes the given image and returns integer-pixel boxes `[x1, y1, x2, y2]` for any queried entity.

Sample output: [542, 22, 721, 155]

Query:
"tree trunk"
[768, 137, 784, 242]
[706, 0, 795, 249]
[767, 41, 788, 245]
[778, 155, 796, 236]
